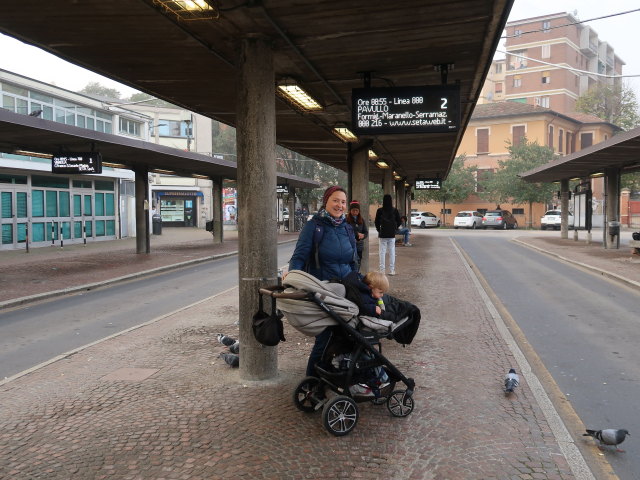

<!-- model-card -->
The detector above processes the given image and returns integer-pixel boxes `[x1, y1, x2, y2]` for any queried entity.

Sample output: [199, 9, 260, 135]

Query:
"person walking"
[345, 200, 368, 271]
[288, 185, 357, 376]
[374, 194, 401, 276]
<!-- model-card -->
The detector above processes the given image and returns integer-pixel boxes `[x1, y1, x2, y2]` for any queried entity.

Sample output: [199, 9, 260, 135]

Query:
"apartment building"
[501, 12, 624, 114]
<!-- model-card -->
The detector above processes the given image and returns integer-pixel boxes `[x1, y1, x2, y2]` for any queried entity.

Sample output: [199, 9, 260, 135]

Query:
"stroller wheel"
[293, 376, 323, 413]
[387, 390, 414, 417]
[322, 395, 358, 436]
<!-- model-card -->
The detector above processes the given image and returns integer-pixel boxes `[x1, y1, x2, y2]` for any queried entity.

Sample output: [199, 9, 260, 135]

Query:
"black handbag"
[633, 232, 640, 241]
[252, 295, 286, 347]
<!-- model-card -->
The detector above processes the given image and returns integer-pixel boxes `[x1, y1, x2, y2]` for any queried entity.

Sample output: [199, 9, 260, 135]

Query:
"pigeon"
[217, 334, 237, 347]
[583, 429, 630, 452]
[219, 352, 239, 367]
[228, 341, 240, 354]
[504, 368, 520, 394]
[29, 109, 43, 117]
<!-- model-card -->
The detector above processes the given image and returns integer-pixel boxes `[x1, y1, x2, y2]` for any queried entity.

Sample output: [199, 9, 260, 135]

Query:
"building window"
[558, 129, 564, 153]
[534, 96, 550, 108]
[542, 21, 551, 32]
[119, 118, 142, 137]
[513, 75, 522, 88]
[512, 125, 526, 147]
[509, 50, 528, 70]
[158, 120, 191, 138]
[542, 71, 551, 84]
[512, 208, 525, 215]
[495, 63, 503, 74]
[495, 82, 503, 94]
[581, 133, 593, 149]
[542, 44, 551, 58]
[548, 125, 554, 150]
[476, 128, 489, 154]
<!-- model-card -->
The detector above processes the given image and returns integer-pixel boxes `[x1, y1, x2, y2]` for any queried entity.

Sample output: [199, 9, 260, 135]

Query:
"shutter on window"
[477, 128, 489, 153]
[512, 126, 525, 147]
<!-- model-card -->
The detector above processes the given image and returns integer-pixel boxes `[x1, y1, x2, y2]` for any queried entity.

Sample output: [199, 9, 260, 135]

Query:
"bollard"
[60, 224, 64, 249]
[83, 221, 87, 246]
[51, 223, 55, 246]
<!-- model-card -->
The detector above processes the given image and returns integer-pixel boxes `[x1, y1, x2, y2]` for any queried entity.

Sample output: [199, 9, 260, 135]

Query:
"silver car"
[482, 210, 518, 230]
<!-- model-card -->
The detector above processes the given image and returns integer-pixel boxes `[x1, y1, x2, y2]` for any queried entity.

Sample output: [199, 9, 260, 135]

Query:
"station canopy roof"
[0, 108, 318, 188]
[521, 126, 640, 183]
[0, 0, 513, 184]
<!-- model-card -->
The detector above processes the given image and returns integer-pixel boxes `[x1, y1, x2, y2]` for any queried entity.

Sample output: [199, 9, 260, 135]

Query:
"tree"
[575, 83, 640, 131]
[482, 138, 556, 227]
[414, 155, 476, 224]
[127, 92, 174, 107]
[78, 81, 122, 100]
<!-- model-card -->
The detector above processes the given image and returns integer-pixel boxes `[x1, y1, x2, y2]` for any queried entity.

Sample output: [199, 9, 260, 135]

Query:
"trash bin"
[152, 214, 162, 235]
[608, 221, 620, 237]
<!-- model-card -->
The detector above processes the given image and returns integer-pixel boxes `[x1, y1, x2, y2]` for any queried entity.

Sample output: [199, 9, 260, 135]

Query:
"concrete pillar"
[397, 183, 407, 218]
[383, 169, 394, 197]
[236, 35, 278, 380]
[351, 143, 370, 272]
[211, 176, 223, 244]
[560, 179, 569, 240]
[604, 167, 621, 249]
[134, 166, 150, 254]
[288, 188, 296, 232]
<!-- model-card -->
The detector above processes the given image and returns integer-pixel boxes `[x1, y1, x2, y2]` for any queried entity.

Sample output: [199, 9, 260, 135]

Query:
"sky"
[0, 1, 639, 99]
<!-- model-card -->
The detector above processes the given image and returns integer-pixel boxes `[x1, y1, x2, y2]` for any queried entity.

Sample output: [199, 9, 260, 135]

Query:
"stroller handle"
[258, 286, 309, 300]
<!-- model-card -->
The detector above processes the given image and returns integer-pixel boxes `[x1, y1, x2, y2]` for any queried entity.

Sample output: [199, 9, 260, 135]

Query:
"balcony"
[580, 41, 598, 58]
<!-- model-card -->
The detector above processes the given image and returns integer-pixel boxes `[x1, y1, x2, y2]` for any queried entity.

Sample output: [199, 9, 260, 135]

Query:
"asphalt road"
[0, 242, 296, 380]
[454, 234, 640, 480]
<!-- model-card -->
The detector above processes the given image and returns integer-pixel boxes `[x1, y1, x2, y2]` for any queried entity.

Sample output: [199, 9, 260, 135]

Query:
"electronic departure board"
[414, 178, 442, 190]
[52, 152, 102, 174]
[352, 85, 460, 135]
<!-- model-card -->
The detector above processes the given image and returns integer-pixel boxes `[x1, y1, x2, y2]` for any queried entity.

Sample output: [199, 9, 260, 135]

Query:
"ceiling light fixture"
[153, 0, 219, 21]
[277, 78, 323, 112]
[375, 160, 389, 169]
[13, 149, 53, 159]
[102, 162, 128, 169]
[394, 174, 402, 180]
[332, 124, 357, 143]
[590, 172, 605, 178]
[368, 150, 378, 160]
[153, 168, 177, 175]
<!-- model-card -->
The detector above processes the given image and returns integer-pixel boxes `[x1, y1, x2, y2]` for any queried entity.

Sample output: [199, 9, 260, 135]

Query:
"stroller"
[258, 270, 419, 436]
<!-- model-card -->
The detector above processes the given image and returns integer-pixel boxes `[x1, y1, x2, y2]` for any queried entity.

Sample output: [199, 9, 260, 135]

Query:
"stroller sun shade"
[278, 270, 359, 336]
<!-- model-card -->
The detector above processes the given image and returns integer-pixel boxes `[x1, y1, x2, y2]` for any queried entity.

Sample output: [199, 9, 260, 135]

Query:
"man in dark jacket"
[374, 194, 401, 275]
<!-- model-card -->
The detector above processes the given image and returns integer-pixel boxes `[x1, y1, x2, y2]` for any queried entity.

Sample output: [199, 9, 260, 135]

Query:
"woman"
[288, 186, 357, 376]
[345, 200, 368, 271]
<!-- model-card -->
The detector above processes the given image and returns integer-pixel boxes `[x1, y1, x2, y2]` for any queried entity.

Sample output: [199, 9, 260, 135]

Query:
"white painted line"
[450, 238, 595, 480]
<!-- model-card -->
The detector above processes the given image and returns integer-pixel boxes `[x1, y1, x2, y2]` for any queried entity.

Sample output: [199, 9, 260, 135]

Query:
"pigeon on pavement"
[228, 341, 240, 354]
[504, 368, 520, 394]
[217, 334, 237, 347]
[219, 352, 239, 367]
[583, 429, 630, 452]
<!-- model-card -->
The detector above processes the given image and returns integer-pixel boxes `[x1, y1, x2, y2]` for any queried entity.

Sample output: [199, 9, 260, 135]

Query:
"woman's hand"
[357, 233, 365, 240]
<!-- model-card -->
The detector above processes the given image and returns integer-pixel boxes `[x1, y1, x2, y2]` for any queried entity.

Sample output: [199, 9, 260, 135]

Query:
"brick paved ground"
[1, 229, 618, 479]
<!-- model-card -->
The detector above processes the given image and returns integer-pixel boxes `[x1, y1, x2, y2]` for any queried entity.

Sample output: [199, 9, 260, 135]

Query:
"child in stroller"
[257, 270, 419, 436]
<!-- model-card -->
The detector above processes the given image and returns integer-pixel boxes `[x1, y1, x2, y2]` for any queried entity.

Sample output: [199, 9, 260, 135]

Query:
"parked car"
[482, 209, 518, 229]
[453, 211, 483, 229]
[411, 211, 440, 228]
[282, 208, 289, 222]
[540, 210, 574, 230]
